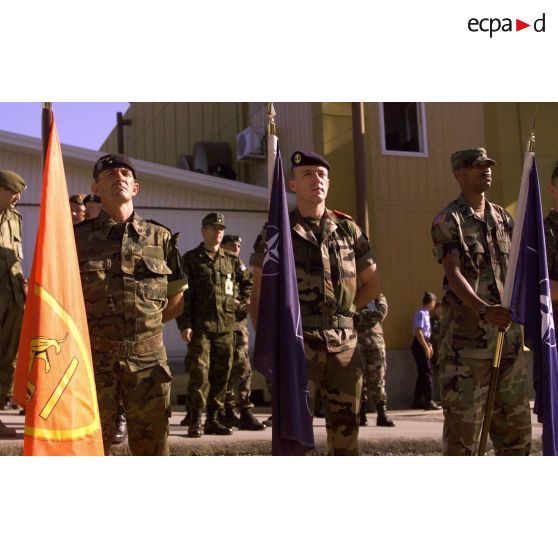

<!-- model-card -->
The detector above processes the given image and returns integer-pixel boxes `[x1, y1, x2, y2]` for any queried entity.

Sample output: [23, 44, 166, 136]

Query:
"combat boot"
[187, 410, 203, 438]
[203, 411, 233, 435]
[238, 408, 266, 431]
[359, 404, 368, 427]
[424, 400, 442, 411]
[221, 407, 240, 429]
[0, 419, 16, 438]
[112, 412, 128, 444]
[376, 401, 395, 427]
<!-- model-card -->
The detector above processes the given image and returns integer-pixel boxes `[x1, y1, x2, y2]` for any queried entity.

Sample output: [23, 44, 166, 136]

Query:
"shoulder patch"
[332, 209, 354, 221]
[432, 212, 448, 226]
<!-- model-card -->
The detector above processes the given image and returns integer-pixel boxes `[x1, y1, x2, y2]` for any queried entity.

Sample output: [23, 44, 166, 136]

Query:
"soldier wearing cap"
[74, 154, 187, 455]
[0, 170, 27, 436]
[83, 193, 102, 220]
[250, 150, 381, 455]
[220, 234, 265, 431]
[431, 147, 531, 455]
[177, 213, 253, 437]
[69, 193, 86, 224]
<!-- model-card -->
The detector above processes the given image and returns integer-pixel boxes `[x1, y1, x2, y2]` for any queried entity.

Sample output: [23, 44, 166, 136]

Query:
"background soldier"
[177, 213, 252, 438]
[251, 150, 381, 455]
[69, 193, 86, 224]
[0, 171, 27, 437]
[354, 293, 395, 427]
[431, 147, 531, 455]
[83, 193, 102, 220]
[75, 154, 186, 455]
[220, 234, 265, 431]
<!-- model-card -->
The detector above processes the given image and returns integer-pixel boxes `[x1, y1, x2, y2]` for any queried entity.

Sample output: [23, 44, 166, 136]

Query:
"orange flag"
[13, 116, 103, 456]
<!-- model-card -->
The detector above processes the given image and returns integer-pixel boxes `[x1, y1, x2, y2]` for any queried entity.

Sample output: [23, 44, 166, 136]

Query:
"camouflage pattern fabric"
[439, 352, 531, 455]
[0, 208, 25, 401]
[177, 245, 252, 413]
[354, 294, 388, 405]
[225, 318, 254, 410]
[432, 194, 531, 455]
[252, 207, 375, 455]
[75, 210, 186, 455]
[544, 209, 558, 319]
[95, 363, 172, 455]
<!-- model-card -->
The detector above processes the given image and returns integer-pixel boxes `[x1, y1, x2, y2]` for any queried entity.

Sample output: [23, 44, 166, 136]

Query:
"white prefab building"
[0, 130, 286, 386]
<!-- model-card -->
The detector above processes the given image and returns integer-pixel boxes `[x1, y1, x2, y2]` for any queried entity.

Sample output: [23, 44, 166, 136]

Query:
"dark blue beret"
[93, 154, 136, 179]
[290, 150, 330, 171]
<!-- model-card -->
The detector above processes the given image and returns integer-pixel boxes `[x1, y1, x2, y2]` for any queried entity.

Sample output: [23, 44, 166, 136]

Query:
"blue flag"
[253, 148, 314, 456]
[509, 155, 558, 456]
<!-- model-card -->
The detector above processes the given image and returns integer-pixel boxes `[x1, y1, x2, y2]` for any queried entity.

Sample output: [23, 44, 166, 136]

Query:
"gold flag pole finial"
[528, 112, 536, 152]
[267, 102, 276, 137]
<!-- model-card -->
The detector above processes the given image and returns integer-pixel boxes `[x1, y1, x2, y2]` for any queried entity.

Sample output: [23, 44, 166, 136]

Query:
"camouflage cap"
[69, 193, 86, 204]
[0, 170, 27, 193]
[222, 234, 241, 243]
[83, 194, 101, 204]
[93, 153, 136, 179]
[451, 148, 496, 171]
[202, 212, 226, 228]
[290, 150, 330, 171]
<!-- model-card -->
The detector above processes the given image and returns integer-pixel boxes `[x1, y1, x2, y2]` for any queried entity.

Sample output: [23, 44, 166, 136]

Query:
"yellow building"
[102, 102, 557, 351]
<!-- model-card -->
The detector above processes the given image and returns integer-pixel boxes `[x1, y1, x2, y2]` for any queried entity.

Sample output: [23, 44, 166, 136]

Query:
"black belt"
[301, 315, 353, 329]
[91, 333, 164, 358]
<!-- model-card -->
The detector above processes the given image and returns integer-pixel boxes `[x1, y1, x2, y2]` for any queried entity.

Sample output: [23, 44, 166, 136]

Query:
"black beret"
[83, 194, 101, 204]
[93, 154, 136, 179]
[290, 150, 330, 171]
[222, 234, 241, 244]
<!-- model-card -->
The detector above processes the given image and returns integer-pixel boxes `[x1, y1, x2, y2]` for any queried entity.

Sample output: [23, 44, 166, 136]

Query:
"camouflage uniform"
[432, 194, 531, 455]
[0, 207, 25, 404]
[252, 207, 375, 455]
[544, 209, 558, 319]
[354, 294, 388, 408]
[224, 318, 254, 411]
[75, 210, 186, 455]
[177, 244, 252, 415]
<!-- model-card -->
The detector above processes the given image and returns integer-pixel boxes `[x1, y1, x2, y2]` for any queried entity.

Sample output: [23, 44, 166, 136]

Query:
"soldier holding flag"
[251, 150, 380, 455]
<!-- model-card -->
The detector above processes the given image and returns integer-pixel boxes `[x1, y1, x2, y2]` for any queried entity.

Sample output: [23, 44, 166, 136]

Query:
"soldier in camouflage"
[0, 170, 27, 437]
[354, 293, 395, 427]
[177, 213, 253, 438]
[75, 154, 187, 455]
[544, 164, 558, 318]
[431, 147, 531, 456]
[220, 234, 265, 431]
[251, 150, 381, 456]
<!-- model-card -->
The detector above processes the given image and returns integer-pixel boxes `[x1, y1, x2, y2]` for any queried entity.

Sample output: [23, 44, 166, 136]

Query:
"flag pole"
[41, 102, 53, 169]
[267, 102, 278, 205]
[477, 128, 536, 456]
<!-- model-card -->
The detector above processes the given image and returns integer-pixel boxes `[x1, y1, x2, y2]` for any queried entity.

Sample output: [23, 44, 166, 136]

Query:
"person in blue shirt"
[411, 292, 441, 410]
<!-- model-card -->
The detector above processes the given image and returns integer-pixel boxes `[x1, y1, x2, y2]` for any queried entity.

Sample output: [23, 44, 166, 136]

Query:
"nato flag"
[510, 155, 558, 456]
[253, 148, 315, 455]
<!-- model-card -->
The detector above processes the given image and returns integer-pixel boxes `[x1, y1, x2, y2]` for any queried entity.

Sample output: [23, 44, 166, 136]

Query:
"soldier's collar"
[97, 209, 146, 238]
[456, 194, 496, 222]
[548, 209, 558, 225]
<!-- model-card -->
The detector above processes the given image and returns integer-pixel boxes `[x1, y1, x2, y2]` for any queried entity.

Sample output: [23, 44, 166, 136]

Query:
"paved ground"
[0, 404, 543, 455]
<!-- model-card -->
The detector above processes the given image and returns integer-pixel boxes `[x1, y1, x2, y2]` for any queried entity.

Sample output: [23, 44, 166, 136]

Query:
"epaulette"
[147, 219, 171, 233]
[9, 208, 22, 219]
[332, 209, 354, 221]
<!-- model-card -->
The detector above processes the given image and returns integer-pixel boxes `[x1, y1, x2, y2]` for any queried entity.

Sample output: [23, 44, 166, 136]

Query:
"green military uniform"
[177, 243, 251, 416]
[0, 171, 26, 409]
[251, 207, 375, 455]
[544, 209, 558, 319]
[354, 294, 388, 407]
[432, 193, 531, 455]
[75, 210, 186, 455]
[225, 318, 254, 412]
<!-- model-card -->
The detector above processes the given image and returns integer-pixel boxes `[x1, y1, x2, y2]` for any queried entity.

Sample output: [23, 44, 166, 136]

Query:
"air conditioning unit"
[236, 127, 265, 161]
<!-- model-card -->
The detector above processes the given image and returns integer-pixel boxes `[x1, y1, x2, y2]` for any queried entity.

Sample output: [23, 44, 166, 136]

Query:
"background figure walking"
[411, 292, 441, 411]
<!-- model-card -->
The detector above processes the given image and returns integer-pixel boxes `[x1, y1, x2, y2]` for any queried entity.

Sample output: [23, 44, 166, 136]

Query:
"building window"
[379, 102, 428, 157]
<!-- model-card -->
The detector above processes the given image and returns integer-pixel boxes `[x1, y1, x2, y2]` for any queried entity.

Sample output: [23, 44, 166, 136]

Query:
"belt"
[301, 315, 354, 329]
[91, 333, 164, 358]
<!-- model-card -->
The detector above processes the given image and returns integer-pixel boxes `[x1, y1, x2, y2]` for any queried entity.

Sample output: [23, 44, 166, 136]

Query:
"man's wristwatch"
[479, 303, 489, 321]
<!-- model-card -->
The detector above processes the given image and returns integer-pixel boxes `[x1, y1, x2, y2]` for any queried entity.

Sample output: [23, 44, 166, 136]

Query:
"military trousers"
[186, 330, 234, 413]
[94, 361, 172, 456]
[439, 350, 531, 456]
[305, 340, 362, 456]
[358, 346, 387, 407]
[0, 290, 24, 401]
[412, 338, 434, 404]
[225, 328, 254, 410]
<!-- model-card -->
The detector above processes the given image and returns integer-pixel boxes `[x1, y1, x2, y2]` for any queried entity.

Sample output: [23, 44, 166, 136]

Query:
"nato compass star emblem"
[540, 280, 556, 348]
[262, 225, 280, 277]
